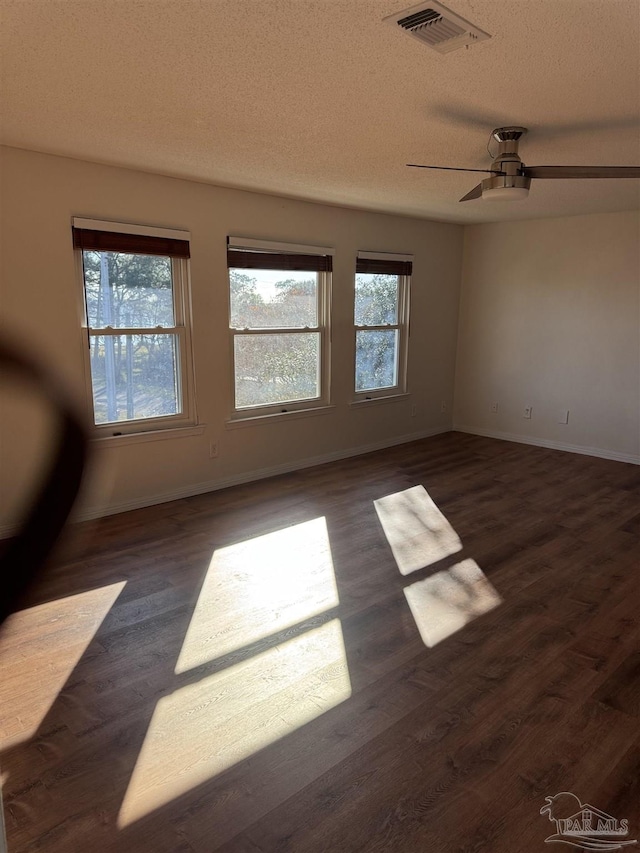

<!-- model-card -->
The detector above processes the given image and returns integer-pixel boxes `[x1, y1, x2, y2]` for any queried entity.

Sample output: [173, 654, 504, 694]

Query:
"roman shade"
[227, 249, 332, 272]
[72, 228, 190, 258]
[356, 252, 412, 276]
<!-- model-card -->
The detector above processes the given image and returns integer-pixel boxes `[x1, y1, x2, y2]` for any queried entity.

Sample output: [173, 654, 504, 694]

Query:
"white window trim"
[228, 236, 334, 256]
[357, 250, 414, 262]
[353, 261, 411, 402]
[228, 238, 333, 421]
[92, 424, 206, 446]
[75, 220, 198, 437]
[350, 392, 410, 408]
[226, 404, 336, 429]
[73, 217, 190, 242]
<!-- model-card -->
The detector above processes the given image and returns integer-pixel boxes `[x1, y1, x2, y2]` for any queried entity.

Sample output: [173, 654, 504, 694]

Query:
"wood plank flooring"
[1, 432, 639, 852]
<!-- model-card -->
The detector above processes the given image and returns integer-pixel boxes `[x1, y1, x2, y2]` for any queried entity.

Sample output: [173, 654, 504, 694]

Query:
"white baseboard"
[453, 424, 640, 465]
[5, 424, 634, 539]
[0, 426, 449, 538]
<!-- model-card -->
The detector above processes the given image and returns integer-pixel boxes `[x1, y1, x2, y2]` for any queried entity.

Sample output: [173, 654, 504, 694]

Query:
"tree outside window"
[354, 273, 400, 392]
[75, 218, 194, 435]
[227, 242, 331, 416]
[353, 252, 411, 399]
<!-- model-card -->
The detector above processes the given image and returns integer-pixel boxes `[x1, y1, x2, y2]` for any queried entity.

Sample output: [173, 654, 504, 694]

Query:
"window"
[354, 251, 412, 398]
[73, 218, 196, 435]
[227, 237, 332, 418]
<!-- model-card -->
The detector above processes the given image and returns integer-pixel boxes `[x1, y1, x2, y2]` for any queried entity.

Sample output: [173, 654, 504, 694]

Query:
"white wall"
[0, 146, 463, 533]
[454, 210, 640, 462]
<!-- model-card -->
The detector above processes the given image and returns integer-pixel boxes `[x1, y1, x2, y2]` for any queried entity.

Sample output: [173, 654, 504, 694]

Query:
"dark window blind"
[72, 227, 190, 258]
[356, 257, 412, 276]
[227, 249, 332, 272]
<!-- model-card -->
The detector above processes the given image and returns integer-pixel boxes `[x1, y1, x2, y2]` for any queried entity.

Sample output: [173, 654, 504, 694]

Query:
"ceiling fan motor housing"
[483, 126, 531, 200]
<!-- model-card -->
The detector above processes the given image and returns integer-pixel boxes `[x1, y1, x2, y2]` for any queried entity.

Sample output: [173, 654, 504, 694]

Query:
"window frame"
[353, 251, 412, 401]
[74, 218, 197, 437]
[227, 237, 333, 420]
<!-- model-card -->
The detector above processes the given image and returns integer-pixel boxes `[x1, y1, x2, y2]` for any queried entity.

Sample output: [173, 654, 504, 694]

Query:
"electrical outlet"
[558, 410, 569, 424]
[524, 406, 532, 419]
[209, 441, 218, 458]
[440, 400, 447, 413]
[491, 402, 498, 413]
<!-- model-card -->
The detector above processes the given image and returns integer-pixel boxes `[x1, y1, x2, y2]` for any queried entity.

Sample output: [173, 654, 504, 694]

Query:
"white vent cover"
[384, 1, 490, 54]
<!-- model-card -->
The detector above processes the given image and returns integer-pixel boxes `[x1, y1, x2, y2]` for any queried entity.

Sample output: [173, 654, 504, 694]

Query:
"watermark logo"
[540, 792, 637, 850]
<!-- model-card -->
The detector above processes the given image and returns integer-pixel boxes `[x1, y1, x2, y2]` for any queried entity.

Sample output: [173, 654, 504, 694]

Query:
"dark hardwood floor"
[1, 432, 639, 852]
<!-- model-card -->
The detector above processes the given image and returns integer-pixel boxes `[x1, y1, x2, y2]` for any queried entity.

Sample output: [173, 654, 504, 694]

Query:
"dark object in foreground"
[0, 335, 87, 626]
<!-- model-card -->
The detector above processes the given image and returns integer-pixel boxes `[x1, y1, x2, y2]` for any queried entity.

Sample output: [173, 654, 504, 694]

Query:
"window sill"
[226, 405, 336, 429]
[92, 424, 205, 447]
[350, 392, 410, 408]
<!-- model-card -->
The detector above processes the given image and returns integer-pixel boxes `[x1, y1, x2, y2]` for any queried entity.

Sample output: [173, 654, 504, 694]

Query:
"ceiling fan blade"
[524, 165, 640, 179]
[407, 164, 502, 174]
[459, 183, 483, 202]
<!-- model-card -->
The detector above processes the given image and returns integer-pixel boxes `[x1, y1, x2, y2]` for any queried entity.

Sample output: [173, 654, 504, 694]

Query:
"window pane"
[234, 333, 320, 408]
[229, 269, 317, 329]
[89, 334, 180, 424]
[355, 329, 398, 392]
[355, 273, 398, 326]
[83, 251, 174, 329]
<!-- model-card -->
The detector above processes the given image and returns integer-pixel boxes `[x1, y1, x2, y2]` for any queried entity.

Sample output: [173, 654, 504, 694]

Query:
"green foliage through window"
[83, 250, 182, 424]
[354, 274, 401, 393]
[229, 269, 322, 409]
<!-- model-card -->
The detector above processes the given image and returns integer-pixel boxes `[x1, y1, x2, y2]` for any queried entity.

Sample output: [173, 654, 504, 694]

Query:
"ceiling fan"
[408, 127, 640, 201]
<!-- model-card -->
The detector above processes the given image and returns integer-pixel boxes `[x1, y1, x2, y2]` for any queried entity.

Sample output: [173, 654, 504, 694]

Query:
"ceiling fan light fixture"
[482, 185, 530, 201]
[481, 174, 531, 201]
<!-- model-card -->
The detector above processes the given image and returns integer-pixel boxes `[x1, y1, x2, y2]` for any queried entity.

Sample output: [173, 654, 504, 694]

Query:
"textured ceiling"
[1, 0, 639, 223]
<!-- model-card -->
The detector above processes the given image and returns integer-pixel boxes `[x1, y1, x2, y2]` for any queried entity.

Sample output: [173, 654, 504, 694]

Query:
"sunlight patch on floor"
[118, 618, 351, 827]
[0, 581, 126, 749]
[374, 485, 462, 575]
[175, 516, 338, 674]
[404, 559, 502, 647]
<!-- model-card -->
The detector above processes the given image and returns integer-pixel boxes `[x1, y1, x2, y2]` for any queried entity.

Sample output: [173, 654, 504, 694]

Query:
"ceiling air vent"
[384, 1, 490, 54]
